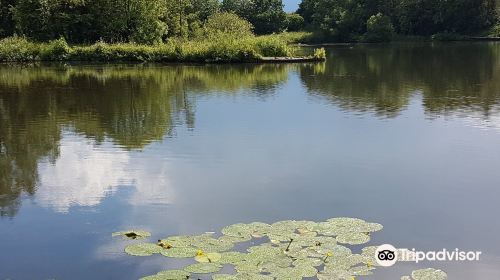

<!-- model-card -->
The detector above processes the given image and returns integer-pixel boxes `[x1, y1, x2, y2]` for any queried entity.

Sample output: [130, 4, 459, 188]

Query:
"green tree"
[94, 0, 167, 44]
[12, 0, 97, 43]
[397, 0, 497, 35]
[364, 13, 394, 42]
[202, 12, 254, 40]
[11, 0, 167, 44]
[297, 0, 396, 41]
[222, 0, 286, 34]
[0, 0, 16, 37]
[162, 0, 220, 38]
[285, 13, 304, 31]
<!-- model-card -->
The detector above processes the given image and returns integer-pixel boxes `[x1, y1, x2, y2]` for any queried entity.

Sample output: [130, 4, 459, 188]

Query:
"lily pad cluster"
[401, 268, 448, 280]
[113, 218, 446, 280]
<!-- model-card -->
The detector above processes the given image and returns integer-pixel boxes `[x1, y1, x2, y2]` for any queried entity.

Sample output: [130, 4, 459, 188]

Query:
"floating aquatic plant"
[184, 262, 223, 273]
[160, 247, 199, 258]
[125, 243, 163, 256]
[401, 268, 448, 280]
[112, 230, 151, 240]
[116, 217, 447, 280]
[195, 252, 222, 263]
[139, 270, 190, 280]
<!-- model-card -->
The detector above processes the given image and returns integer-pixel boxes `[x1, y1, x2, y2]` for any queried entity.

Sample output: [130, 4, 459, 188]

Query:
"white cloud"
[35, 130, 175, 213]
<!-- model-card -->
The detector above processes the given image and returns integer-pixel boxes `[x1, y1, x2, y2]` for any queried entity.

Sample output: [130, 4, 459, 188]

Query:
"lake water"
[1, 43, 499, 279]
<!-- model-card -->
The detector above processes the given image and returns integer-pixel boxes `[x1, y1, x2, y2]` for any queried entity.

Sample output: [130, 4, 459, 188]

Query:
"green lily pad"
[317, 268, 354, 280]
[221, 223, 253, 239]
[336, 232, 370, 245]
[411, 268, 448, 280]
[160, 247, 199, 258]
[270, 265, 317, 280]
[292, 257, 323, 267]
[247, 244, 282, 256]
[219, 251, 248, 264]
[159, 236, 193, 248]
[116, 217, 446, 280]
[139, 270, 190, 280]
[325, 253, 367, 269]
[125, 243, 163, 256]
[294, 265, 319, 277]
[349, 265, 375, 276]
[112, 230, 151, 240]
[195, 252, 222, 263]
[192, 237, 234, 252]
[218, 234, 252, 243]
[184, 262, 222, 274]
[234, 260, 262, 274]
[212, 273, 273, 280]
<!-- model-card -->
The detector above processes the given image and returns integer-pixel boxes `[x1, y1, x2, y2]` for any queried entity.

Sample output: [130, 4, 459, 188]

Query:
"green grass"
[258, 32, 314, 44]
[488, 23, 500, 37]
[0, 35, 317, 63]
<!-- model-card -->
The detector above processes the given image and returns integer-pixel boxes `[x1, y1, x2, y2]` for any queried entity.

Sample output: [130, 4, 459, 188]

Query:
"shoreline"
[296, 36, 500, 47]
[0, 56, 325, 64]
[0, 36, 326, 64]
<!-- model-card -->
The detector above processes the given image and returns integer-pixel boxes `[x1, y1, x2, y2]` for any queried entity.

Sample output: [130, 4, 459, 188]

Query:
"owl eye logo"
[375, 244, 398, 267]
[377, 250, 395, 261]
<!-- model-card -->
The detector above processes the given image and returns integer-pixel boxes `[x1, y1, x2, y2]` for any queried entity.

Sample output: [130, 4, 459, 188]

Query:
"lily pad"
[212, 273, 273, 280]
[125, 243, 163, 256]
[160, 247, 199, 258]
[116, 217, 446, 280]
[184, 262, 222, 274]
[411, 268, 447, 280]
[317, 268, 354, 280]
[159, 236, 193, 248]
[195, 252, 222, 263]
[292, 257, 323, 267]
[336, 232, 370, 245]
[139, 270, 190, 280]
[221, 223, 253, 239]
[219, 252, 248, 264]
[192, 237, 234, 252]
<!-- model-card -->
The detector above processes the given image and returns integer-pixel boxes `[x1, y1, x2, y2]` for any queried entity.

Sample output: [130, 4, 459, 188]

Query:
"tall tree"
[0, 0, 16, 37]
[222, 0, 287, 34]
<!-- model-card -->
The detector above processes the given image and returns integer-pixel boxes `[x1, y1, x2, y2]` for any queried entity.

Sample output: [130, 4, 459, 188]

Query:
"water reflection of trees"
[0, 64, 289, 217]
[300, 43, 500, 118]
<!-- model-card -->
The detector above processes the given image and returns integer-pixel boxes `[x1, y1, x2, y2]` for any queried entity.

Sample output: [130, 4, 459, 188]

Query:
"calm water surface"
[1, 43, 500, 279]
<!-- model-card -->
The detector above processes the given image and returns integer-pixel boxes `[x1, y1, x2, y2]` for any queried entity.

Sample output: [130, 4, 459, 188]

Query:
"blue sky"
[284, 0, 300, 12]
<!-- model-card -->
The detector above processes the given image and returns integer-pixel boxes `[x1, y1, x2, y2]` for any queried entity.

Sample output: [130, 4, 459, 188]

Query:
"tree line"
[0, 0, 291, 44]
[0, 0, 498, 44]
[298, 0, 498, 41]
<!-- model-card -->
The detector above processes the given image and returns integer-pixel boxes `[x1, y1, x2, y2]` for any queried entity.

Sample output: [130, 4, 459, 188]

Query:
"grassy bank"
[0, 35, 326, 63]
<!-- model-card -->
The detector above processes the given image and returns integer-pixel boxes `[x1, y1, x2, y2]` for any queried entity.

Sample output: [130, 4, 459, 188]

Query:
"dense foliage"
[285, 13, 305, 32]
[298, 0, 498, 42]
[0, 0, 497, 44]
[221, 0, 287, 34]
[202, 12, 254, 40]
[0, 0, 290, 43]
[0, 35, 296, 62]
[364, 13, 394, 42]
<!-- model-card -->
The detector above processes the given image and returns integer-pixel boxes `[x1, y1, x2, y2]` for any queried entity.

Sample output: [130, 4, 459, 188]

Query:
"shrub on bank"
[0, 35, 297, 63]
[431, 32, 468, 41]
[363, 13, 394, 43]
[489, 24, 500, 37]
[313, 48, 326, 60]
[0, 36, 38, 61]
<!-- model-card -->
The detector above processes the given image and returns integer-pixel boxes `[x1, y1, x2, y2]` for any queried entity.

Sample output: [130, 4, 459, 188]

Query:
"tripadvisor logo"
[375, 244, 482, 267]
[375, 244, 398, 267]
